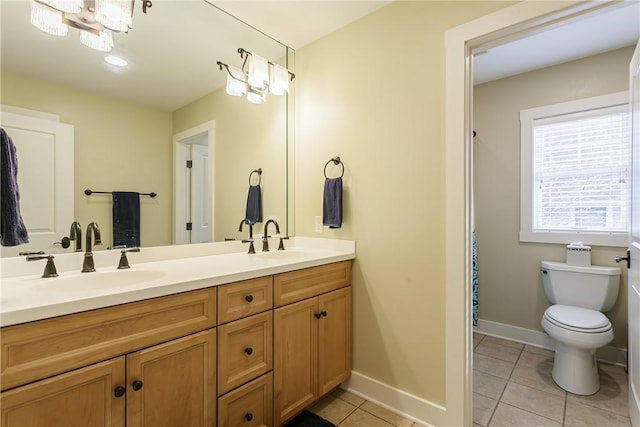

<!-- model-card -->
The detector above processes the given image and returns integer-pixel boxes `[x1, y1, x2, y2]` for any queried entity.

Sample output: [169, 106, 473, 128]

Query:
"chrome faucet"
[69, 221, 82, 252]
[82, 222, 102, 272]
[238, 218, 255, 254]
[262, 219, 280, 252]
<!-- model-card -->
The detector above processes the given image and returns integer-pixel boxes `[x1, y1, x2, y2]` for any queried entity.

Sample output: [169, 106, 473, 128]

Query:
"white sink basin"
[39, 269, 166, 292]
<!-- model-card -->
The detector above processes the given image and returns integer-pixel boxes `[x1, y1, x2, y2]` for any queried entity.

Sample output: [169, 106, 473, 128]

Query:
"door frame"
[444, 2, 629, 425]
[172, 121, 215, 245]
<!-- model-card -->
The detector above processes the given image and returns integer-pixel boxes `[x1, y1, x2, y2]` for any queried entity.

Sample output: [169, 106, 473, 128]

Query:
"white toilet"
[540, 261, 620, 395]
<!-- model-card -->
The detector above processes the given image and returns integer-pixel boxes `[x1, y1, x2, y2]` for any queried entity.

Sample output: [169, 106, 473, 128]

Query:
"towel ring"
[324, 157, 344, 179]
[249, 168, 262, 186]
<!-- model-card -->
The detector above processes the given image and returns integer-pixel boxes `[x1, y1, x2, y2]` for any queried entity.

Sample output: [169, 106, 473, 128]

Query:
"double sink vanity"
[0, 237, 355, 427]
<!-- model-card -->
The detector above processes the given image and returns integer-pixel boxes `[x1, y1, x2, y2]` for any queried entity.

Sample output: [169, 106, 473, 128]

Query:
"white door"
[190, 144, 209, 243]
[628, 38, 640, 427]
[0, 109, 74, 257]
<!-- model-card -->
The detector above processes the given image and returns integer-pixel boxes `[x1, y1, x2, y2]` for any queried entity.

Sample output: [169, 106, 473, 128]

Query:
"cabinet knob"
[244, 347, 253, 355]
[132, 380, 144, 391]
[245, 295, 254, 303]
[114, 386, 126, 398]
[245, 413, 254, 421]
[321, 311, 327, 317]
[314, 313, 322, 319]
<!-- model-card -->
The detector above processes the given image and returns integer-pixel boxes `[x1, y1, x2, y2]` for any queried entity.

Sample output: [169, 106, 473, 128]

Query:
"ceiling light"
[105, 55, 128, 67]
[217, 48, 295, 105]
[29, 0, 151, 52]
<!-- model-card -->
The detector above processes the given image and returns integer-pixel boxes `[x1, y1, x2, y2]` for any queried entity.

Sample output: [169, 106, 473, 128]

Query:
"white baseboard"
[475, 319, 628, 367]
[342, 371, 446, 427]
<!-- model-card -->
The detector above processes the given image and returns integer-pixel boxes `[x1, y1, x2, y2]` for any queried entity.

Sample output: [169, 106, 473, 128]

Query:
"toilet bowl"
[541, 304, 613, 395]
[540, 261, 620, 396]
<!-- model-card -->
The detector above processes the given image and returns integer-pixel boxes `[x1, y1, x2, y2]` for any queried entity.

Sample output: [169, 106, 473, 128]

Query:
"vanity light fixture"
[217, 47, 295, 104]
[29, 0, 152, 52]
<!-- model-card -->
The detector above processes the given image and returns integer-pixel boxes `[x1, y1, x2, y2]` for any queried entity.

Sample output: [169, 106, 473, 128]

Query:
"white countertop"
[0, 237, 355, 327]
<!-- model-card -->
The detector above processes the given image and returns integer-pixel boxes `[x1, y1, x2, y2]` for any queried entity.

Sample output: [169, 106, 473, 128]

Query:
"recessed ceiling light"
[105, 55, 127, 67]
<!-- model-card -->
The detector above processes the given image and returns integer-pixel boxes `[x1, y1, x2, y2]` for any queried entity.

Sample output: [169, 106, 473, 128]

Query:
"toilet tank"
[540, 261, 621, 311]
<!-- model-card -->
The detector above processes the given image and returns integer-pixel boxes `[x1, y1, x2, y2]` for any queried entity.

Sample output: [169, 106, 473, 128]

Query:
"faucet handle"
[26, 254, 59, 278]
[118, 247, 141, 269]
[278, 236, 290, 251]
[53, 237, 71, 249]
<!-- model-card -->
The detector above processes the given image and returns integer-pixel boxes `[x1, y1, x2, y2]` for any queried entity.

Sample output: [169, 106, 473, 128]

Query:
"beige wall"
[473, 46, 635, 349]
[173, 89, 288, 241]
[1, 71, 173, 248]
[294, 1, 515, 405]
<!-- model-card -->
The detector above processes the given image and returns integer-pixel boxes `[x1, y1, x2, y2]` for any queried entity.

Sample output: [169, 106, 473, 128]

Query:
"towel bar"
[324, 157, 344, 179]
[84, 189, 157, 198]
[248, 168, 262, 186]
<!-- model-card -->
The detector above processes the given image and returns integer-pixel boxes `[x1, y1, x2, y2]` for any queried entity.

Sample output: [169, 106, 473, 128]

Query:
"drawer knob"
[314, 313, 322, 319]
[245, 413, 254, 421]
[245, 295, 254, 303]
[114, 386, 126, 398]
[132, 380, 144, 391]
[321, 311, 327, 317]
[244, 347, 253, 355]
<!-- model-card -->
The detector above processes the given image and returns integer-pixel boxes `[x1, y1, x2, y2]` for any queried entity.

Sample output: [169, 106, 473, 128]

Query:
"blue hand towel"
[0, 128, 29, 246]
[245, 185, 262, 224]
[322, 177, 343, 229]
[113, 191, 140, 248]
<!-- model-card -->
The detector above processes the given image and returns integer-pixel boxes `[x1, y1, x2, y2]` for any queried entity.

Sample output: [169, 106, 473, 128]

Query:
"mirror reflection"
[0, 0, 293, 257]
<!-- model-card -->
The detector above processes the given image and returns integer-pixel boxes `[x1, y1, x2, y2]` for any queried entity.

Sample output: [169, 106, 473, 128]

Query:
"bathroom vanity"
[0, 238, 354, 427]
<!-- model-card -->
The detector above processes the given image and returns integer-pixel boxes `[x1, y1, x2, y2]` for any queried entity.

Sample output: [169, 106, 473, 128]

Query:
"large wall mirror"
[0, 0, 294, 257]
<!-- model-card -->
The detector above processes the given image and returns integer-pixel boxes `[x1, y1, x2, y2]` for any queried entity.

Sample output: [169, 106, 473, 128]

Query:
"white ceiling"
[1, 1, 638, 111]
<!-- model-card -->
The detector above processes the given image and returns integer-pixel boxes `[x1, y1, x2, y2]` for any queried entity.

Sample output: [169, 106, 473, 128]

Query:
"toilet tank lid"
[540, 261, 621, 276]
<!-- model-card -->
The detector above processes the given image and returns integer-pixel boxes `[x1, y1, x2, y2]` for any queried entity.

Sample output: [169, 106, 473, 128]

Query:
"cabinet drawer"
[218, 276, 273, 324]
[274, 261, 351, 307]
[1, 288, 216, 391]
[218, 311, 273, 395]
[218, 372, 273, 427]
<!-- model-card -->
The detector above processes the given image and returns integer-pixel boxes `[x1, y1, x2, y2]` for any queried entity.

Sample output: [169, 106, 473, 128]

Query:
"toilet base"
[551, 341, 600, 395]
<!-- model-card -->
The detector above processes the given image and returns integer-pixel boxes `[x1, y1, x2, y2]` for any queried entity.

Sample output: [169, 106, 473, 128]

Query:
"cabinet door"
[218, 311, 273, 395]
[318, 287, 352, 397]
[273, 298, 318, 425]
[126, 329, 216, 427]
[218, 372, 273, 427]
[0, 357, 125, 427]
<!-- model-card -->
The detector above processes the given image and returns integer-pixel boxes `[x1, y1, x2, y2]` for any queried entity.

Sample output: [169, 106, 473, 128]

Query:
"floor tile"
[516, 348, 555, 368]
[510, 357, 566, 397]
[474, 369, 508, 400]
[523, 344, 554, 357]
[482, 335, 525, 351]
[475, 339, 522, 363]
[474, 353, 516, 379]
[338, 408, 395, 427]
[361, 401, 413, 427]
[474, 332, 485, 349]
[564, 399, 632, 426]
[566, 367, 629, 417]
[489, 402, 562, 427]
[310, 394, 358, 425]
[500, 381, 565, 422]
[473, 393, 497, 426]
[333, 388, 366, 407]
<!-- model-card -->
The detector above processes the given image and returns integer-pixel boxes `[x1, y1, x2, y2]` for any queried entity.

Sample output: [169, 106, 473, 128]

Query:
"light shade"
[30, 0, 69, 36]
[39, 0, 82, 13]
[247, 87, 266, 105]
[247, 54, 269, 90]
[94, 0, 133, 32]
[269, 63, 290, 95]
[226, 65, 248, 97]
[80, 29, 114, 52]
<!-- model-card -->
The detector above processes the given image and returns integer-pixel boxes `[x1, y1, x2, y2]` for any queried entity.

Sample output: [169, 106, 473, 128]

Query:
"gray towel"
[1, 128, 29, 246]
[113, 191, 141, 248]
[245, 185, 262, 224]
[322, 177, 342, 229]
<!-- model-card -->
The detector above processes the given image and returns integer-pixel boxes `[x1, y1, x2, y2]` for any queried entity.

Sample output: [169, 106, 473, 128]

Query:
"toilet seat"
[543, 305, 611, 333]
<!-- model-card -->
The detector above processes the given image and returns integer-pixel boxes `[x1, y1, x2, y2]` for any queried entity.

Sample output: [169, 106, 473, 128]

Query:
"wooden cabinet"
[218, 373, 273, 427]
[126, 329, 217, 427]
[273, 262, 352, 426]
[0, 260, 352, 427]
[0, 357, 126, 427]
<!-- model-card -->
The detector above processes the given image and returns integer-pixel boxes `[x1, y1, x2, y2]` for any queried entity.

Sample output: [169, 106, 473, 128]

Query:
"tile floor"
[309, 333, 632, 426]
[473, 332, 631, 427]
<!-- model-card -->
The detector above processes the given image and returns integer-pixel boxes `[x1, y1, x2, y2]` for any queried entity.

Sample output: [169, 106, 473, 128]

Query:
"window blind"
[532, 106, 630, 234]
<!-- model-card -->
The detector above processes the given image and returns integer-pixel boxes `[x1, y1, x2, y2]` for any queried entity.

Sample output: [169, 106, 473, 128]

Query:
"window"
[520, 92, 630, 247]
